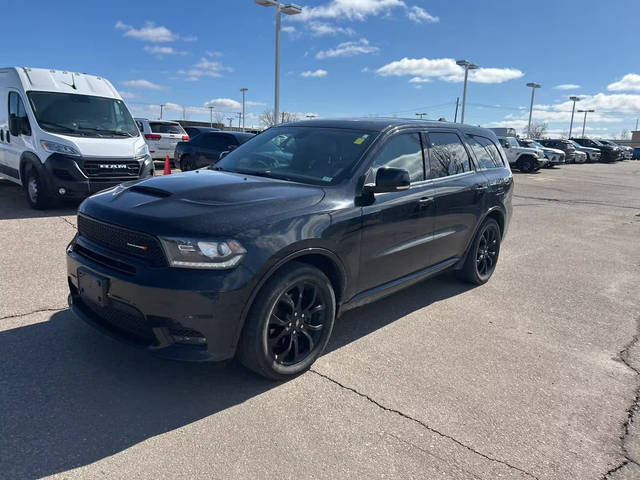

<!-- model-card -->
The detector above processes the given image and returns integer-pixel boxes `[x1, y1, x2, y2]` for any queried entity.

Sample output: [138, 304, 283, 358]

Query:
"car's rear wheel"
[238, 262, 336, 380]
[518, 156, 534, 173]
[180, 155, 195, 172]
[457, 218, 501, 285]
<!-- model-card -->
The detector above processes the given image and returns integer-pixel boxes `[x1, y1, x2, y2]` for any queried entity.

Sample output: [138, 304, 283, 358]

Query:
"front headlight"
[136, 143, 150, 158]
[41, 140, 80, 156]
[160, 237, 247, 269]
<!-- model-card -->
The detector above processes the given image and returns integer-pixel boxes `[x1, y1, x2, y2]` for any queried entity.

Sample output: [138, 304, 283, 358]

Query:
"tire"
[456, 218, 502, 285]
[23, 165, 53, 210]
[238, 262, 336, 380]
[518, 156, 534, 173]
[180, 155, 194, 172]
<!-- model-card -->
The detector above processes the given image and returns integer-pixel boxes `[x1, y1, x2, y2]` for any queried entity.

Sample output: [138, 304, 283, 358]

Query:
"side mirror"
[366, 168, 410, 194]
[21, 117, 31, 136]
[9, 115, 20, 136]
[219, 151, 229, 160]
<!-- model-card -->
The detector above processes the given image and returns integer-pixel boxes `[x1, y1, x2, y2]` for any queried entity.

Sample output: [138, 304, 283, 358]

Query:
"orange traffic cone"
[163, 154, 172, 175]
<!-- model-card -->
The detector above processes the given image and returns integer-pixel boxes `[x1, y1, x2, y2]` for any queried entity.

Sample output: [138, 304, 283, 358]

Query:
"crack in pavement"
[0, 307, 65, 322]
[603, 317, 640, 478]
[513, 195, 640, 211]
[60, 216, 77, 230]
[309, 369, 539, 480]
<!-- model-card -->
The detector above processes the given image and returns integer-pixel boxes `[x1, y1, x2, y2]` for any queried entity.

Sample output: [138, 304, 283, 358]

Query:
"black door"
[424, 130, 487, 266]
[358, 131, 437, 293]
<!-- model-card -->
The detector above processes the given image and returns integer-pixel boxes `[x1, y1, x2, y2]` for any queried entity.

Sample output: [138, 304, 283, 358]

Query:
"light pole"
[159, 104, 165, 120]
[208, 106, 214, 127]
[240, 88, 248, 131]
[236, 112, 242, 129]
[568, 96, 580, 138]
[227, 117, 234, 128]
[578, 109, 595, 137]
[526, 82, 541, 138]
[415, 113, 427, 119]
[456, 60, 478, 124]
[255, 1, 302, 125]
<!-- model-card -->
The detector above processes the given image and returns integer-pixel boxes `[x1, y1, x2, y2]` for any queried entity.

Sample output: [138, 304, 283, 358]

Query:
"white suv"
[135, 118, 189, 163]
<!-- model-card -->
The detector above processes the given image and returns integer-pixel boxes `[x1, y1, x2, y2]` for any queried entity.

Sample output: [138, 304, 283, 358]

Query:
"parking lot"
[1, 162, 639, 479]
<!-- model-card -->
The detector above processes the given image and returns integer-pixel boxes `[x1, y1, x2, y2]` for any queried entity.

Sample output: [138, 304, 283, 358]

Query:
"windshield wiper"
[39, 121, 77, 133]
[77, 126, 133, 137]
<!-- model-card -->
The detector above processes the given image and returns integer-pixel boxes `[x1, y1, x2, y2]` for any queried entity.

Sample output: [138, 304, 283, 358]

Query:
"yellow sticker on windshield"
[354, 137, 365, 145]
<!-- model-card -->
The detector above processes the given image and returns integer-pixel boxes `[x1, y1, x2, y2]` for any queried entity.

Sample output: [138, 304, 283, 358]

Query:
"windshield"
[213, 126, 378, 185]
[570, 140, 584, 148]
[27, 91, 139, 138]
[507, 137, 520, 147]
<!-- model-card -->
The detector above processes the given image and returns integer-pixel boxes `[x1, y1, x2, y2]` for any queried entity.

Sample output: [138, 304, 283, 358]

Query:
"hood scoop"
[128, 185, 172, 198]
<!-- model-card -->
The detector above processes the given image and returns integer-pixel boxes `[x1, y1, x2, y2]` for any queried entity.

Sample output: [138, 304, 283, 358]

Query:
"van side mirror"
[9, 115, 20, 137]
[366, 168, 410, 194]
[20, 117, 31, 136]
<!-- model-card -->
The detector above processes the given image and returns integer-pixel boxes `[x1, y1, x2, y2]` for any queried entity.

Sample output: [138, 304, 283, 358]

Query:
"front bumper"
[66, 236, 255, 362]
[44, 153, 154, 199]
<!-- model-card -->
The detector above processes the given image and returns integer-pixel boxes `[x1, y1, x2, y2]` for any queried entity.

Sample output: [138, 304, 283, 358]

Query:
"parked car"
[67, 118, 513, 379]
[175, 131, 255, 171]
[568, 140, 600, 163]
[518, 138, 565, 167]
[598, 139, 632, 160]
[183, 126, 221, 138]
[135, 118, 189, 162]
[538, 138, 583, 164]
[489, 129, 546, 172]
[570, 138, 618, 162]
[0, 67, 153, 209]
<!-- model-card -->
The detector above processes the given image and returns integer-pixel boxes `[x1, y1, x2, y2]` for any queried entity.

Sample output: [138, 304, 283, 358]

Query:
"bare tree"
[213, 110, 226, 126]
[259, 109, 299, 127]
[527, 121, 548, 139]
[619, 129, 631, 140]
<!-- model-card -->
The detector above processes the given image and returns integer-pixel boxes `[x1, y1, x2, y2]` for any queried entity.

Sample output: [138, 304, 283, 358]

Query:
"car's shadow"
[0, 272, 473, 479]
[0, 180, 80, 220]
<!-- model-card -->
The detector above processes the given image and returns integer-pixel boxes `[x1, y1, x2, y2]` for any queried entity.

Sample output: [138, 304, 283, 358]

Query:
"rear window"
[150, 122, 184, 134]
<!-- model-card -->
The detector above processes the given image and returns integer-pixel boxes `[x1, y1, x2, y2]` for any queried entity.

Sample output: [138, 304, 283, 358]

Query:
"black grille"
[80, 298, 156, 345]
[77, 215, 167, 267]
[82, 159, 141, 178]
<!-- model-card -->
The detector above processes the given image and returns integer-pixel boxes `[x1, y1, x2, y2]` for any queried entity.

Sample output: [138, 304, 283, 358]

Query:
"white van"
[135, 118, 189, 163]
[0, 67, 153, 209]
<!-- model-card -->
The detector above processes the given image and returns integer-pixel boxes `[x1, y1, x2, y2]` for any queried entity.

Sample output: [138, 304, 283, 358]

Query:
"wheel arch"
[455, 207, 505, 270]
[19, 151, 44, 185]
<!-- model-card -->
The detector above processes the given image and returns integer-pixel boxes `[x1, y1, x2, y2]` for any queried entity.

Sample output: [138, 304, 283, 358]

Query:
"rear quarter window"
[150, 122, 184, 134]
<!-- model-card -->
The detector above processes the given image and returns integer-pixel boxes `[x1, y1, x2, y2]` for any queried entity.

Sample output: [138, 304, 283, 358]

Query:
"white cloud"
[121, 79, 167, 91]
[409, 77, 431, 83]
[144, 46, 189, 56]
[206, 50, 223, 58]
[554, 84, 581, 90]
[406, 6, 439, 23]
[115, 21, 195, 43]
[204, 98, 242, 110]
[295, 0, 406, 21]
[308, 22, 356, 36]
[118, 91, 138, 99]
[281, 25, 298, 35]
[301, 69, 328, 78]
[376, 57, 523, 84]
[607, 73, 640, 92]
[178, 58, 233, 80]
[316, 38, 378, 59]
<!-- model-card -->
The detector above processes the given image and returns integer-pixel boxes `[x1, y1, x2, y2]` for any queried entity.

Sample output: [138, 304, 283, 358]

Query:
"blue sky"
[2, 0, 640, 137]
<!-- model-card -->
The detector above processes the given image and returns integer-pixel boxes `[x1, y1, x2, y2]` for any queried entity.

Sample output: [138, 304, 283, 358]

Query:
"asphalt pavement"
[1, 162, 639, 479]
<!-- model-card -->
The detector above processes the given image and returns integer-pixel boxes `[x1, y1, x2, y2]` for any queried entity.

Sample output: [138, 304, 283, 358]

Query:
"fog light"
[172, 335, 207, 345]
[58, 188, 66, 195]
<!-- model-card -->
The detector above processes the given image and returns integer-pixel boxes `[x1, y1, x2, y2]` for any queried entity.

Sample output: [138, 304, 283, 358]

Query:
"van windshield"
[27, 92, 139, 138]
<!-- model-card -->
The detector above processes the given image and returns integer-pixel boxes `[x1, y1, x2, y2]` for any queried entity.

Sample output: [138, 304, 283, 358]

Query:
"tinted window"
[184, 127, 200, 138]
[371, 133, 424, 183]
[427, 132, 471, 179]
[199, 133, 232, 150]
[467, 135, 503, 169]
[9, 92, 31, 136]
[150, 122, 184, 134]
[476, 136, 504, 167]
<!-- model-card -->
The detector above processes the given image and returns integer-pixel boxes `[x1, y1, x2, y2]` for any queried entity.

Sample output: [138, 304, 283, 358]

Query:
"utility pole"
[281, 111, 286, 124]
[159, 104, 165, 120]
[415, 113, 427, 119]
[237, 112, 242, 129]
[454, 97, 459, 123]
[568, 96, 580, 138]
[240, 88, 248, 131]
[636, 118, 639, 131]
[526, 82, 542, 138]
[208, 106, 214, 127]
[227, 117, 234, 128]
[182, 106, 186, 121]
[456, 60, 478, 124]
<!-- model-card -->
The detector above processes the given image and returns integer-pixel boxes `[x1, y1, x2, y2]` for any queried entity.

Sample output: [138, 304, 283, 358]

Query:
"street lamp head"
[468, 64, 478, 70]
[569, 96, 580, 101]
[281, 3, 302, 14]
[577, 109, 595, 113]
[456, 59, 470, 67]
[240, 88, 248, 92]
[255, 0, 278, 6]
[526, 82, 541, 88]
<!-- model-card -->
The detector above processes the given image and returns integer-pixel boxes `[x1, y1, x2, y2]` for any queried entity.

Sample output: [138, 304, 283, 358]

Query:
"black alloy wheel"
[457, 218, 501, 285]
[180, 155, 194, 172]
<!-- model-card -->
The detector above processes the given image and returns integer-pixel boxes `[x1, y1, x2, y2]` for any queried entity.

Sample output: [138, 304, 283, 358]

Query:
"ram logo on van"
[99, 164, 127, 169]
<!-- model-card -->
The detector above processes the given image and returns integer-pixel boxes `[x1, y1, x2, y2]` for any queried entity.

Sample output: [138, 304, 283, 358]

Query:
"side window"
[427, 132, 471, 179]
[474, 135, 504, 168]
[8, 92, 31, 136]
[136, 120, 144, 133]
[371, 133, 424, 183]
[466, 135, 495, 170]
[201, 134, 230, 151]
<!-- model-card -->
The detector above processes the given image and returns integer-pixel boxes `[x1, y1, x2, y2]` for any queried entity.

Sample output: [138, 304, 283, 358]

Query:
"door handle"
[419, 196, 434, 205]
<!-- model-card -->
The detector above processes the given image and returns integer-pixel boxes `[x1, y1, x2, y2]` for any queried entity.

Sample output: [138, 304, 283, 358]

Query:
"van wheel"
[24, 166, 52, 210]
[180, 155, 194, 172]
[238, 262, 336, 380]
[457, 218, 501, 285]
[518, 156, 534, 173]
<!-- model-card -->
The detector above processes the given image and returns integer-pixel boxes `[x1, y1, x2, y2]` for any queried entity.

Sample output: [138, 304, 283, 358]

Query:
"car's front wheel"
[24, 166, 53, 210]
[518, 156, 535, 173]
[238, 262, 336, 380]
[457, 218, 501, 285]
[180, 155, 195, 172]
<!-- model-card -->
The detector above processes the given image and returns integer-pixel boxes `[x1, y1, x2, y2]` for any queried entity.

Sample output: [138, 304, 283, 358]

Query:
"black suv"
[538, 139, 577, 163]
[175, 131, 255, 171]
[67, 119, 513, 379]
[570, 138, 618, 162]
